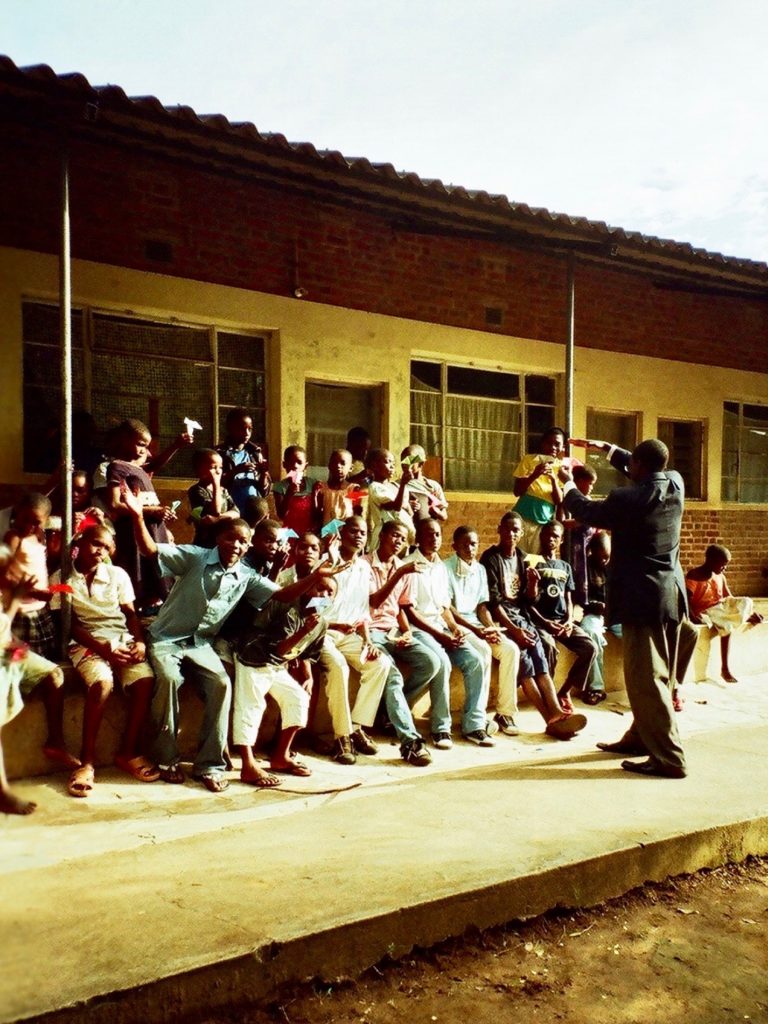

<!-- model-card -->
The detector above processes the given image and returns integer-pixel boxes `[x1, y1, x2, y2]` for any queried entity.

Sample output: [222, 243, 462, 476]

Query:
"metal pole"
[59, 143, 73, 651]
[565, 252, 576, 438]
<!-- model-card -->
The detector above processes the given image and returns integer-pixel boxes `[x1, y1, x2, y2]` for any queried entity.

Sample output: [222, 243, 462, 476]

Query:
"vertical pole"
[59, 144, 73, 650]
[565, 252, 576, 438]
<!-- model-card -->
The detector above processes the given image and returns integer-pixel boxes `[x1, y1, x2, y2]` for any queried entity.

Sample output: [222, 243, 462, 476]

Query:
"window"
[585, 409, 639, 493]
[722, 401, 768, 503]
[657, 419, 704, 499]
[22, 301, 267, 477]
[410, 361, 557, 491]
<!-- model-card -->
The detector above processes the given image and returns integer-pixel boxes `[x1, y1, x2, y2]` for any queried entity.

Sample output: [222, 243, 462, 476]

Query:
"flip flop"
[115, 755, 161, 783]
[68, 763, 95, 798]
[240, 770, 281, 788]
[545, 713, 587, 740]
[272, 757, 312, 777]
[158, 764, 186, 785]
[193, 772, 230, 793]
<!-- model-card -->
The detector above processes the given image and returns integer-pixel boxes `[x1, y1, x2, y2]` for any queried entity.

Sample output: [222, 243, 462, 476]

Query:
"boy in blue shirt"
[120, 483, 341, 792]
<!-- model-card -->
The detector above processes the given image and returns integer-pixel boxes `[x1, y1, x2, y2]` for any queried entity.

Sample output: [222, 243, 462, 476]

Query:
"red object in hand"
[48, 583, 74, 594]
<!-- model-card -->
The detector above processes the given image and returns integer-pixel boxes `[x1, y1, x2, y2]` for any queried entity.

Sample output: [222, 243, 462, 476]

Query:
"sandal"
[272, 757, 312, 778]
[193, 772, 230, 793]
[115, 755, 161, 783]
[68, 763, 95, 798]
[240, 769, 281, 788]
[158, 764, 186, 785]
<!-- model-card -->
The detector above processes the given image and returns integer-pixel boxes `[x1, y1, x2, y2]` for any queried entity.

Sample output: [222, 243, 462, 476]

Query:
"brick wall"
[1, 121, 767, 373]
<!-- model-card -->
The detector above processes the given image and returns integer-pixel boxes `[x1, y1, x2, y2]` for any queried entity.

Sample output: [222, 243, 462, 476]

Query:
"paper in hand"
[306, 596, 331, 611]
[277, 527, 299, 543]
[321, 518, 346, 537]
[184, 417, 203, 436]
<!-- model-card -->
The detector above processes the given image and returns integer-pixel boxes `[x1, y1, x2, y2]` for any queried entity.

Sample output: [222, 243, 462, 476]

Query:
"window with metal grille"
[584, 409, 639, 494]
[22, 301, 268, 477]
[657, 418, 704, 500]
[722, 400, 768, 503]
[410, 360, 557, 492]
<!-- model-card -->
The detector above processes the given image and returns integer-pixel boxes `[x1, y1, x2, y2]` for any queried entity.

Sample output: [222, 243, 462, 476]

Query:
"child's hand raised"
[160, 505, 178, 523]
[118, 481, 143, 517]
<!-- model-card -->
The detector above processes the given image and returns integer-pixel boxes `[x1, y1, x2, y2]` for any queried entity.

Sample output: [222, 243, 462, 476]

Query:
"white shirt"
[51, 562, 135, 646]
[327, 556, 374, 626]
[404, 549, 450, 629]
[442, 553, 489, 627]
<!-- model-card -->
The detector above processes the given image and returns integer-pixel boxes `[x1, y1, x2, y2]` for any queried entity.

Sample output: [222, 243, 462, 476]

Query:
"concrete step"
[3, 671, 768, 1024]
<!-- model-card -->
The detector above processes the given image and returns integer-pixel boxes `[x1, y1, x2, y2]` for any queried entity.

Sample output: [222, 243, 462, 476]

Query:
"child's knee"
[89, 678, 114, 702]
[45, 666, 65, 689]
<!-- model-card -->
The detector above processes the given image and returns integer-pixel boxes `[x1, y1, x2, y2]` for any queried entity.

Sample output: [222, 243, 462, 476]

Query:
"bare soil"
[197, 857, 768, 1024]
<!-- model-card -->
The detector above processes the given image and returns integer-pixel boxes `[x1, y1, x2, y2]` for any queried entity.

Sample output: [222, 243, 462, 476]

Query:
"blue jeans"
[369, 629, 450, 740]
[580, 614, 606, 694]
[415, 630, 487, 735]
[149, 638, 231, 776]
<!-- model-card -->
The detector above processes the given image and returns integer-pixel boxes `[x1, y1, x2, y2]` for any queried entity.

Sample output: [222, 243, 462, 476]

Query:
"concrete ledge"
[8, 600, 768, 779]
[4, 675, 768, 1024]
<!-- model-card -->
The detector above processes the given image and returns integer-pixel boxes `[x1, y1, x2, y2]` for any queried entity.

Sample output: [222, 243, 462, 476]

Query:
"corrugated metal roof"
[1, 54, 766, 284]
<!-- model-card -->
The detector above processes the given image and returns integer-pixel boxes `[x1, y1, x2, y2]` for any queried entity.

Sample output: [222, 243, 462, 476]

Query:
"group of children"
[0, 415, 759, 814]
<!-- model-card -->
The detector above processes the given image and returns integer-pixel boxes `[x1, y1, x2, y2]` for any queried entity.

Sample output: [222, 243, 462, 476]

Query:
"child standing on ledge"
[512, 426, 567, 555]
[273, 445, 318, 538]
[216, 408, 271, 517]
[686, 544, 764, 683]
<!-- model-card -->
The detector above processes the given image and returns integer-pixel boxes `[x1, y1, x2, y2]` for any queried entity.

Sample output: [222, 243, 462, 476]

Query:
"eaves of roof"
[1, 54, 767, 295]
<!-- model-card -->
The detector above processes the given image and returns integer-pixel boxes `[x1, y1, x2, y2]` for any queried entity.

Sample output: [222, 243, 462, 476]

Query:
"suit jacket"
[562, 448, 687, 626]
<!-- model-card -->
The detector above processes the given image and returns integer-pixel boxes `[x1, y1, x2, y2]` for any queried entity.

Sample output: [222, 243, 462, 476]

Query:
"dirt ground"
[195, 856, 768, 1024]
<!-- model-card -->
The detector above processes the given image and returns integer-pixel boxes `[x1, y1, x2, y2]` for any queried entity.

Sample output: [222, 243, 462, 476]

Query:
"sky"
[4, 0, 768, 263]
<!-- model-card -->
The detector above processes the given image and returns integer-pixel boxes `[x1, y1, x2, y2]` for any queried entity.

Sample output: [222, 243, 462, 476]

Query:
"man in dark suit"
[560, 437, 688, 778]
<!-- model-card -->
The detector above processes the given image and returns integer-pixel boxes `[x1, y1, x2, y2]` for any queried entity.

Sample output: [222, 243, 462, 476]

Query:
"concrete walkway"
[3, 672, 768, 1024]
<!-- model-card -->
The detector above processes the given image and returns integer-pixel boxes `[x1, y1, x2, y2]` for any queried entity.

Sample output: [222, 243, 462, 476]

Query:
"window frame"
[721, 399, 768, 505]
[410, 359, 559, 494]
[657, 416, 706, 501]
[21, 299, 269, 478]
[584, 408, 641, 496]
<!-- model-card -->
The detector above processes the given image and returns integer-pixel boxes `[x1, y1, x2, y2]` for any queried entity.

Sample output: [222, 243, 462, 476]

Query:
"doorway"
[305, 381, 383, 476]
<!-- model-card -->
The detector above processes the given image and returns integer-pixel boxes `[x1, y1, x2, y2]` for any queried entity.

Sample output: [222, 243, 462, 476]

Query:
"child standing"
[187, 449, 239, 547]
[686, 544, 764, 683]
[51, 525, 158, 798]
[273, 446, 318, 538]
[365, 448, 415, 553]
[513, 426, 567, 554]
[400, 444, 448, 525]
[216, 408, 271, 517]
[107, 418, 190, 609]
[313, 449, 360, 528]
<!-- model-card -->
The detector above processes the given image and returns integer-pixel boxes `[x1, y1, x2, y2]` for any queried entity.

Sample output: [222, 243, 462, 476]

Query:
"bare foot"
[722, 671, 738, 684]
[43, 745, 81, 770]
[0, 788, 37, 815]
[240, 766, 281, 788]
[748, 612, 763, 626]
